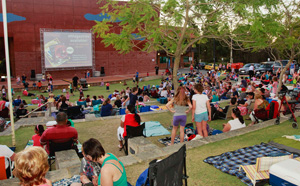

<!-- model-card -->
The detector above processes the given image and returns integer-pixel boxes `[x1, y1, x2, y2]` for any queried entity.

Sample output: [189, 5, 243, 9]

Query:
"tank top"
[98, 153, 127, 186]
[60, 101, 68, 109]
[173, 104, 188, 116]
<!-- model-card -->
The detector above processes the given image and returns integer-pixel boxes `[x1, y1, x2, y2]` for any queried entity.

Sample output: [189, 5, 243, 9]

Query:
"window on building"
[160, 56, 170, 63]
[183, 56, 189, 62]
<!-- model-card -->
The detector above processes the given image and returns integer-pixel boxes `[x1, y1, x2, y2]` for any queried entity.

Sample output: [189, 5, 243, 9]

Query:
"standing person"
[21, 73, 26, 84]
[135, 70, 139, 86]
[13, 147, 52, 186]
[155, 65, 159, 75]
[190, 64, 194, 73]
[86, 70, 90, 79]
[37, 80, 42, 92]
[72, 74, 79, 92]
[123, 87, 138, 106]
[192, 84, 211, 139]
[106, 82, 110, 92]
[16, 75, 21, 86]
[69, 83, 74, 96]
[272, 76, 278, 95]
[290, 61, 295, 75]
[166, 86, 192, 145]
[249, 64, 254, 79]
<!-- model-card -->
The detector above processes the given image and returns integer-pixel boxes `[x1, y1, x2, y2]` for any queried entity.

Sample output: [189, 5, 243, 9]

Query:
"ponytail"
[232, 108, 244, 124]
[134, 113, 141, 124]
[127, 105, 141, 124]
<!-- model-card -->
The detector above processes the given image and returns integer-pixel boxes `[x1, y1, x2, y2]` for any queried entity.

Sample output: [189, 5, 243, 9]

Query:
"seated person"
[239, 92, 254, 110]
[237, 88, 247, 104]
[16, 103, 28, 119]
[213, 97, 237, 119]
[160, 87, 168, 98]
[13, 147, 52, 186]
[222, 108, 246, 132]
[0, 145, 15, 178]
[117, 105, 141, 149]
[40, 112, 78, 154]
[150, 86, 159, 98]
[211, 91, 219, 102]
[100, 98, 117, 117]
[231, 87, 239, 98]
[86, 95, 91, 106]
[32, 125, 45, 147]
[113, 95, 122, 108]
[22, 89, 35, 97]
[13, 95, 22, 107]
[137, 97, 145, 107]
[58, 96, 72, 111]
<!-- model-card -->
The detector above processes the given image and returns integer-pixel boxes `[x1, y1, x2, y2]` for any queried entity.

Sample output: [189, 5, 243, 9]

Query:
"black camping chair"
[122, 123, 146, 155]
[66, 106, 84, 119]
[145, 144, 188, 186]
[48, 138, 75, 170]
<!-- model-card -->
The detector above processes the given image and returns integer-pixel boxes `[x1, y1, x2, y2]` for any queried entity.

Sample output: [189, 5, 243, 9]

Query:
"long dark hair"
[103, 98, 110, 106]
[232, 108, 244, 124]
[127, 105, 141, 124]
[35, 125, 45, 136]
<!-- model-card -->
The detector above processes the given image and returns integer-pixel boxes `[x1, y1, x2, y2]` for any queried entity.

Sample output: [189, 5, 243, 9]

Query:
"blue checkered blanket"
[203, 143, 299, 186]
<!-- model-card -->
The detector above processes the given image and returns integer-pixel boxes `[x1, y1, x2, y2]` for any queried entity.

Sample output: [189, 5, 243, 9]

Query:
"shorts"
[194, 112, 208, 122]
[70, 89, 73, 93]
[106, 86, 109, 90]
[173, 115, 187, 127]
[38, 87, 41, 89]
[136, 77, 139, 82]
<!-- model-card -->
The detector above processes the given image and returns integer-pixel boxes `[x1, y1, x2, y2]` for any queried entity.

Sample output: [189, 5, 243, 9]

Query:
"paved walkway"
[0, 70, 165, 90]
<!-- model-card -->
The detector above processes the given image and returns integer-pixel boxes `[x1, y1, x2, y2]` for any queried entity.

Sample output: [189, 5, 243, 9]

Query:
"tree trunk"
[276, 58, 294, 96]
[172, 53, 181, 91]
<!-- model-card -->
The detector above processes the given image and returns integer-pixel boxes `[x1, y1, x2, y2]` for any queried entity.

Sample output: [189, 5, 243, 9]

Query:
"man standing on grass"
[72, 74, 79, 92]
[135, 70, 139, 86]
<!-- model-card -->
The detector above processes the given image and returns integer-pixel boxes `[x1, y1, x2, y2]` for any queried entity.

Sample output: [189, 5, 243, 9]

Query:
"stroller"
[275, 90, 300, 129]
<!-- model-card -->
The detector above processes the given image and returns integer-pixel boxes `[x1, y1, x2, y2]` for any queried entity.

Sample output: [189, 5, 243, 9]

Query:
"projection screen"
[43, 31, 93, 69]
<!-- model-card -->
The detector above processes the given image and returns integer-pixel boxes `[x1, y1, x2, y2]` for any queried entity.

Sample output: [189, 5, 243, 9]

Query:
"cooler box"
[46, 121, 57, 129]
[269, 159, 300, 186]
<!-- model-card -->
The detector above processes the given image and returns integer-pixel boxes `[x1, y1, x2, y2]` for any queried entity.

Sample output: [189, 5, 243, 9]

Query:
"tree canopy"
[93, 0, 280, 88]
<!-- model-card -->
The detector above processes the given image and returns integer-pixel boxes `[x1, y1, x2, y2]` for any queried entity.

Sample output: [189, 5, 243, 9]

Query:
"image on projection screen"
[43, 32, 93, 68]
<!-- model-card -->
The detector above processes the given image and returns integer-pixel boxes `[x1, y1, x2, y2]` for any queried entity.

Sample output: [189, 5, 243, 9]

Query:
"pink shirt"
[32, 134, 42, 147]
[66, 94, 70, 100]
[272, 81, 278, 94]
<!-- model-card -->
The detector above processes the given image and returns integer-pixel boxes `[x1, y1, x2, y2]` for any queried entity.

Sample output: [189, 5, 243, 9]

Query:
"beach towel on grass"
[203, 143, 299, 186]
[283, 135, 300, 141]
[144, 121, 170, 137]
[158, 136, 188, 146]
[53, 175, 80, 186]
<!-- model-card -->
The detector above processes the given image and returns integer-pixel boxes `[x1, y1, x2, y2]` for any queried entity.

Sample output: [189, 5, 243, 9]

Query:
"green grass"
[272, 137, 300, 149]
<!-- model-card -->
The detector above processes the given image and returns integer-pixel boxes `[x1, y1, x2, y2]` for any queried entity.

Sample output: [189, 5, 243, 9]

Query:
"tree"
[93, 0, 278, 89]
[228, 0, 300, 95]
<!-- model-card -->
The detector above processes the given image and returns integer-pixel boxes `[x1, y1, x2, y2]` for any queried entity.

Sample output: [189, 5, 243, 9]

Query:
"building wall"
[0, 0, 156, 78]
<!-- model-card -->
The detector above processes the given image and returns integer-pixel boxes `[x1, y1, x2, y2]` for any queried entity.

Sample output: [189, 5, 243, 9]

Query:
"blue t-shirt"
[136, 72, 139, 78]
[101, 104, 112, 117]
[291, 63, 295, 69]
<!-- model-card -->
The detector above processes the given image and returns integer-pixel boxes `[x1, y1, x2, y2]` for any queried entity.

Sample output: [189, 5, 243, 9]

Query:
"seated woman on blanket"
[213, 97, 237, 120]
[117, 105, 141, 150]
[222, 108, 246, 132]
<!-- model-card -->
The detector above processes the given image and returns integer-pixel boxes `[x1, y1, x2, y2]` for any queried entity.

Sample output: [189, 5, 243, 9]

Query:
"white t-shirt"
[160, 90, 168, 98]
[0, 145, 14, 169]
[192, 94, 209, 114]
[249, 65, 254, 71]
[228, 118, 246, 131]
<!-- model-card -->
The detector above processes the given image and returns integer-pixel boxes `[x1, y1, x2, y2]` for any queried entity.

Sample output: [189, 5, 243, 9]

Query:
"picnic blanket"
[144, 121, 170, 137]
[53, 175, 80, 186]
[25, 140, 82, 153]
[158, 136, 188, 146]
[203, 143, 299, 186]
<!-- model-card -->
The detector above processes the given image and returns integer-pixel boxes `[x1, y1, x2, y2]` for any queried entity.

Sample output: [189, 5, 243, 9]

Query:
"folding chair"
[145, 144, 188, 186]
[122, 123, 146, 155]
[67, 106, 84, 119]
[0, 156, 13, 180]
[240, 154, 293, 186]
[48, 138, 75, 170]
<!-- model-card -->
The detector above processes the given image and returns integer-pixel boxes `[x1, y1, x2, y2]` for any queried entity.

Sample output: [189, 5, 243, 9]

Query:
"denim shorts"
[194, 112, 208, 122]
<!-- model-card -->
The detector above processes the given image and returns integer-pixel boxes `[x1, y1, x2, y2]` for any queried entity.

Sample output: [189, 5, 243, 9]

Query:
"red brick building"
[0, 0, 156, 79]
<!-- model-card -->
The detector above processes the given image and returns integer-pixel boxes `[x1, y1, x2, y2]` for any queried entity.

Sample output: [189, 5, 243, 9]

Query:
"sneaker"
[191, 134, 203, 141]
